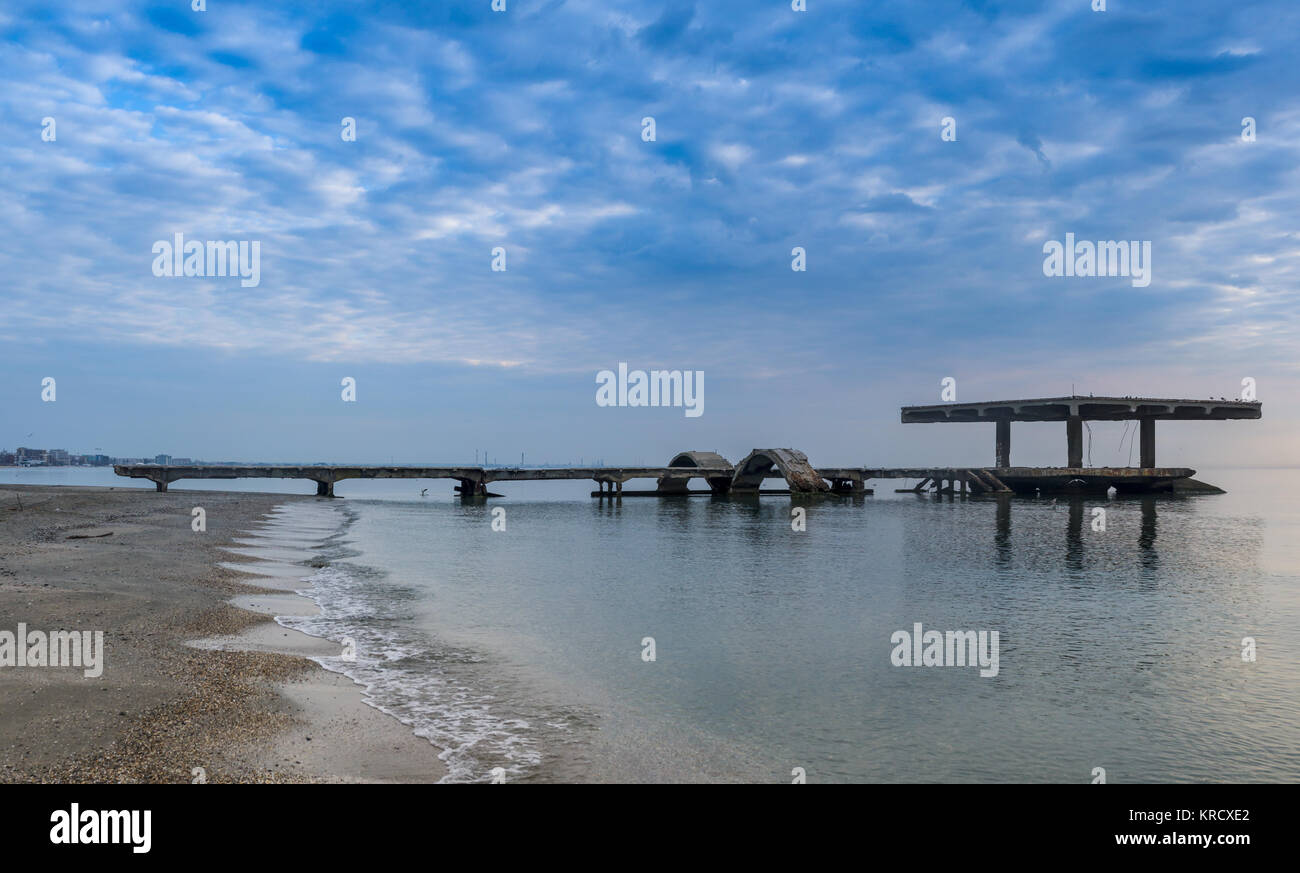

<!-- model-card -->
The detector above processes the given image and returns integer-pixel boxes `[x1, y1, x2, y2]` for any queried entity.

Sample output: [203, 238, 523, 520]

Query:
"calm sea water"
[6, 466, 1299, 783]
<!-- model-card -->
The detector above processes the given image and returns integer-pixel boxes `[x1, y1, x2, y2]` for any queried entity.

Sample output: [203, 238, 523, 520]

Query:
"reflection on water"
[315, 476, 1297, 783]
[1139, 496, 1159, 581]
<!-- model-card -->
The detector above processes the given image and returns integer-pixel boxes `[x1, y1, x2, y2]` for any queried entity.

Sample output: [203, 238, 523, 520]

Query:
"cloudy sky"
[2, 0, 1296, 468]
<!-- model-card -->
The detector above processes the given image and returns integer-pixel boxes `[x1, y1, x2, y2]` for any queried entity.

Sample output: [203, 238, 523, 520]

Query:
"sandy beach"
[0, 484, 445, 783]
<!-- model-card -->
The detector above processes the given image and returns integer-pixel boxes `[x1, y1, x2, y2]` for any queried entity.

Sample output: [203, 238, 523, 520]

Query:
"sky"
[1, 0, 1297, 469]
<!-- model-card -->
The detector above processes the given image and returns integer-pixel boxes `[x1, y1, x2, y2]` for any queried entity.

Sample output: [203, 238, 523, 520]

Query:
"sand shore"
[0, 484, 445, 783]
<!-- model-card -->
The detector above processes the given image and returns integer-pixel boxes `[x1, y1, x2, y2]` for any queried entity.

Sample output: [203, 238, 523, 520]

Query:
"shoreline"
[0, 484, 445, 783]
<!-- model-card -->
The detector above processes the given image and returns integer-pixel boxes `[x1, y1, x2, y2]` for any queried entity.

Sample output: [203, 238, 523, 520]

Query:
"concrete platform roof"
[901, 396, 1261, 423]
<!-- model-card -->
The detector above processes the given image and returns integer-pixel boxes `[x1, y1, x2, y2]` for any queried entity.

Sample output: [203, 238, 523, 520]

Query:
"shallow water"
[6, 466, 1299, 782]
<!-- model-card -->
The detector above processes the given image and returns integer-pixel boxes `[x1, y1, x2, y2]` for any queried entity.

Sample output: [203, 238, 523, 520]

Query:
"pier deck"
[113, 463, 734, 496]
[112, 461, 1210, 497]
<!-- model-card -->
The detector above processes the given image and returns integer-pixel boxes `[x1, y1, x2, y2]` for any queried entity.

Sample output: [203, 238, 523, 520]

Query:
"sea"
[4, 465, 1298, 783]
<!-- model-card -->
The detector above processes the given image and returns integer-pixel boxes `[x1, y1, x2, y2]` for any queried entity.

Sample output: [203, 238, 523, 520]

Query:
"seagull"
[420, 488, 428, 497]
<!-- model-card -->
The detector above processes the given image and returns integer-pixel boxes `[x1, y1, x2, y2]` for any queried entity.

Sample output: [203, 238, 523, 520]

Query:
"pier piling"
[1140, 417, 1156, 469]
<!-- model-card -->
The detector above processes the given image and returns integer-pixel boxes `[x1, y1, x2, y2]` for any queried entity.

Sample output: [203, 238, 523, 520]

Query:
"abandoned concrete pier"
[114, 449, 838, 497]
[900, 395, 1260, 468]
[114, 395, 1260, 498]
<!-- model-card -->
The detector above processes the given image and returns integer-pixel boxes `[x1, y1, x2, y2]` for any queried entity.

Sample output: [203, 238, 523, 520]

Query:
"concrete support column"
[1067, 415, 1083, 468]
[315, 480, 335, 497]
[1139, 417, 1156, 469]
[995, 420, 1011, 469]
[456, 478, 484, 498]
[152, 478, 168, 493]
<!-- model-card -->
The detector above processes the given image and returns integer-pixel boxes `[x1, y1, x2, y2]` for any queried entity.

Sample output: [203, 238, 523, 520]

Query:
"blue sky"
[1, 0, 1297, 468]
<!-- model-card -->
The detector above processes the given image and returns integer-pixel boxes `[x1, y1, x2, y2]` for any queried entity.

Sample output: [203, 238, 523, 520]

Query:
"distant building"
[171, 457, 193, 465]
[0, 450, 14, 465]
[154, 454, 172, 465]
[16, 447, 46, 465]
[47, 449, 70, 466]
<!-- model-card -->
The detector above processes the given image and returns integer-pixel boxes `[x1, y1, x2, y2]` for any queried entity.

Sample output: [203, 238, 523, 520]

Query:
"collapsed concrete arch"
[656, 451, 734, 494]
[731, 448, 829, 493]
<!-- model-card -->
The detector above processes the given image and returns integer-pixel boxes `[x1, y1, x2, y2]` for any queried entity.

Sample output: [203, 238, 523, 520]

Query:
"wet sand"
[0, 484, 445, 783]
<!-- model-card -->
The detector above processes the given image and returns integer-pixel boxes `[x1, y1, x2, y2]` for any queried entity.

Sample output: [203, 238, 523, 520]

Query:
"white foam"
[233, 501, 544, 783]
